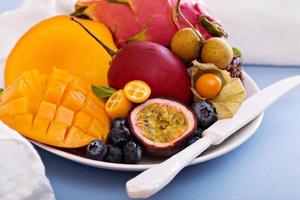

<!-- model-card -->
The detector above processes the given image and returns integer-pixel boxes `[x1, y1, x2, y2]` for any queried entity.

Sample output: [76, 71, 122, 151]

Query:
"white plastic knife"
[126, 75, 300, 199]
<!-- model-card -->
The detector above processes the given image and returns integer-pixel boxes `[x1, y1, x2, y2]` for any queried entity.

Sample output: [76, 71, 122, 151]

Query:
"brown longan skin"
[171, 28, 201, 63]
[201, 37, 233, 69]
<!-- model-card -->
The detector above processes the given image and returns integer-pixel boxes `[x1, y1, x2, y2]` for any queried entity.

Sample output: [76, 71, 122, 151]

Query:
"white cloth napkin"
[0, 0, 75, 199]
[0, 121, 55, 200]
[0, 0, 76, 88]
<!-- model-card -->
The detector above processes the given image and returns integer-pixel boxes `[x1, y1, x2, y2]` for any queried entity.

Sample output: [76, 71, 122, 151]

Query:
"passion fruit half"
[129, 98, 197, 157]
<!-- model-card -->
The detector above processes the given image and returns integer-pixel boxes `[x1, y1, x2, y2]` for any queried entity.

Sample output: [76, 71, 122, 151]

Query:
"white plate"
[32, 72, 263, 171]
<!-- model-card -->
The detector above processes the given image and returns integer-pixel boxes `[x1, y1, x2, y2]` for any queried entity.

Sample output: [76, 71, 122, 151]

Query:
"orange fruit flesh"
[124, 80, 151, 103]
[0, 68, 110, 148]
[195, 73, 222, 99]
[105, 90, 133, 119]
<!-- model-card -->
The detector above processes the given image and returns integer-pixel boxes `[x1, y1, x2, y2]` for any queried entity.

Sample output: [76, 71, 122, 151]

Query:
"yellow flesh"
[0, 68, 110, 148]
[136, 103, 187, 143]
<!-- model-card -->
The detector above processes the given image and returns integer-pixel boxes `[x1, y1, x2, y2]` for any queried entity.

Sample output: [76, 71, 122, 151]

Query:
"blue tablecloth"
[1, 2, 300, 200]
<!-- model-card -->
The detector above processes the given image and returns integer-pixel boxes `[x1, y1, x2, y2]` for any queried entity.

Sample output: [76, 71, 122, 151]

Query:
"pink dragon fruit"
[73, 0, 227, 48]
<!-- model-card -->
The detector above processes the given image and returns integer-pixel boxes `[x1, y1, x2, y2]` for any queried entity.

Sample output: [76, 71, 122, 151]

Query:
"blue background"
[1, 1, 300, 200]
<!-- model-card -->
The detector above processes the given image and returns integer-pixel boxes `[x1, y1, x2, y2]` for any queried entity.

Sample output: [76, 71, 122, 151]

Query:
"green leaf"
[92, 85, 116, 99]
[0, 88, 4, 95]
[232, 47, 242, 57]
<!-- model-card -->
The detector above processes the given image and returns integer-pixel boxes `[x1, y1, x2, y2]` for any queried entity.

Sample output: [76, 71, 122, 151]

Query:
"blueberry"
[86, 140, 107, 161]
[110, 118, 129, 130]
[108, 126, 131, 147]
[191, 101, 218, 129]
[194, 127, 204, 138]
[123, 141, 142, 164]
[105, 145, 123, 163]
[188, 136, 201, 146]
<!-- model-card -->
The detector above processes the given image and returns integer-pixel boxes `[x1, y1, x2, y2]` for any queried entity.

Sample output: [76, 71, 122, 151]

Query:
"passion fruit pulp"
[129, 98, 197, 157]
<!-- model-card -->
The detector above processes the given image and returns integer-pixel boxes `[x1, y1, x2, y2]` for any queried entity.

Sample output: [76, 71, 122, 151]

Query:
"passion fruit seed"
[171, 28, 201, 62]
[195, 73, 222, 99]
[137, 103, 186, 143]
[129, 98, 197, 157]
[201, 37, 233, 69]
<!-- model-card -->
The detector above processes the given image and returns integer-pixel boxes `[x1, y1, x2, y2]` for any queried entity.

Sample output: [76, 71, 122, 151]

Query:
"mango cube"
[54, 106, 74, 126]
[73, 111, 92, 132]
[36, 101, 56, 120]
[0, 68, 110, 148]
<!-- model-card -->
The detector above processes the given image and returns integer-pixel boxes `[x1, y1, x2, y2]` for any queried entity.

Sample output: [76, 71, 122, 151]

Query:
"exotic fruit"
[171, 28, 201, 62]
[108, 41, 192, 105]
[129, 98, 197, 157]
[73, 0, 227, 47]
[0, 68, 110, 148]
[201, 37, 233, 69]
[69, 18, 192, 105]
[5, 15, 117, 86]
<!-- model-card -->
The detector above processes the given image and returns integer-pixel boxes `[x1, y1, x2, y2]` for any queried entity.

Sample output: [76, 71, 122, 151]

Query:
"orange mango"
[5, 15, 117, 87]
[0, 68, 110, 148]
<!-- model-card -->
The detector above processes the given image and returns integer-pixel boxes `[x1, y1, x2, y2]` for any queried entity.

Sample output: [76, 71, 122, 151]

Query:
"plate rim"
[32, 72, 264, 171]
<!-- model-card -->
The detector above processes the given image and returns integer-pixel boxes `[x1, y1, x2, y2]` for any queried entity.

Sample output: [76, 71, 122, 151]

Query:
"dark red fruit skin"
[108, 41, 192, 105]
[128, 98, 197, 157]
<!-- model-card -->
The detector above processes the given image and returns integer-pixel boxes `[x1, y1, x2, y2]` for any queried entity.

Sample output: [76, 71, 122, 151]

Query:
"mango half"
[5, 15, 117, 87]
[0, 68, 110, 148]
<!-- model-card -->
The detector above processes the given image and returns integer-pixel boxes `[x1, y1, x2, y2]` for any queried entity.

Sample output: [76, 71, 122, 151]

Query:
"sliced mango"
[13, 114, 33, 133]
[44, 81, 68, 105]
[61, 78, 87, 112]
[0, 97, 30, 116]
[36, 101, 57, 121]
[32, 117, 51, 136]
[46, 121, 68, 145]
[64, 127, 94, 147]
[0, 68, 110, 148]
[87, 118, 103, 139]
[54, 106, 74, 126]
[73, 111, 92, 132]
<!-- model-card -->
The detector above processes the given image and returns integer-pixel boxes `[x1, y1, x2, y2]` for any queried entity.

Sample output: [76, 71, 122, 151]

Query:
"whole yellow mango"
[5, 15, 117, 87]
